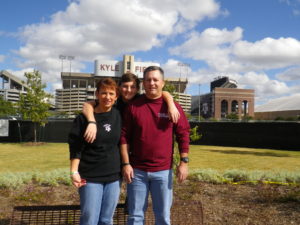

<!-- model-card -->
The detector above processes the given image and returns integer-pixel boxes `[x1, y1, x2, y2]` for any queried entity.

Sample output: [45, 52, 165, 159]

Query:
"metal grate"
[10, 200, 203, 225]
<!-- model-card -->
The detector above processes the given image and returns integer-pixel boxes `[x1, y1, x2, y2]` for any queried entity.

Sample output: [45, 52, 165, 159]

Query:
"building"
[191, 77, 255, 120]
[0, 70, 27, 103]
[56, 55, 191, 114]
[255, 95, 300, 120]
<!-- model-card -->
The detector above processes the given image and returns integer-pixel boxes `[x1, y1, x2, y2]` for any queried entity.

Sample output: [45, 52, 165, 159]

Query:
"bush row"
[191, 169, 300, 185]
[1, 168, 299, 189]
[0, 168, 72, 188]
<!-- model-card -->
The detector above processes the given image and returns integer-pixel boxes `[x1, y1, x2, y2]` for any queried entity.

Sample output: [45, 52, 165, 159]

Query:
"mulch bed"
[1, 179, 299, 225]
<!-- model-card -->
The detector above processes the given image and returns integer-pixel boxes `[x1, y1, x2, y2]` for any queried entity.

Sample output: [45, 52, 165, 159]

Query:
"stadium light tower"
[198, 84, 201, 121]
[59, 55, 67, 72]
[67, 56, 75, 74]
[177, 62, 190, 93]
[59, 55, 75, 73]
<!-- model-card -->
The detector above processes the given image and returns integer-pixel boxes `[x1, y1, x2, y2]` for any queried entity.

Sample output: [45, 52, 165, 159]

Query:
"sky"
[1, 0, 300, 109]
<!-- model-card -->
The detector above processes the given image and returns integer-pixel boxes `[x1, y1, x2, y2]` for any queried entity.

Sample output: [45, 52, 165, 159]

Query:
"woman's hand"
[84, 123, 97, 143]
[168, 105, 180, 123]
[71, 173, 86, 188]
[122, 165, 134, 184]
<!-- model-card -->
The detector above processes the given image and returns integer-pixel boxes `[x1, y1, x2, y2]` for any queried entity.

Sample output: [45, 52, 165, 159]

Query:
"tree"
[17, 70, 52, 142]
[0, 96, 16, 117]
[163, 81, 179, 101]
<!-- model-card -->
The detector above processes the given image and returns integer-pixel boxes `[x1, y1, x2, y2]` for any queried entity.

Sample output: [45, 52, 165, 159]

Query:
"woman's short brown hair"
[96, 78, 119, 97]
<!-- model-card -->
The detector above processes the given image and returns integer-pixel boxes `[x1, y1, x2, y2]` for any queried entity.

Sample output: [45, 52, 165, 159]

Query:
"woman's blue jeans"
[127, 169, 173, 225]
[79, 180, 121, 225]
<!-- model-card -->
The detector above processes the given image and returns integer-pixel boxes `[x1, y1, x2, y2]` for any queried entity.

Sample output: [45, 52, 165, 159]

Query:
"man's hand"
[84, 123, 97, 143]
[71, 173, 86, 188]
[168, 105, 180, 123]
[122, 165, 134, 183]
[176, 163, 188, 183]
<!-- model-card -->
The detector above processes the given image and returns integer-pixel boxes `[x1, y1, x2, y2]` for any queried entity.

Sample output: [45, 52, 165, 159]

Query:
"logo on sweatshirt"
[158, 113, 169, 118]
[103, 124, 111, 132]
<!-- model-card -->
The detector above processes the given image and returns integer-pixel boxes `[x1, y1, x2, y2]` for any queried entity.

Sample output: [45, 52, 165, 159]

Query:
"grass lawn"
[0, 143, 300, 173]
[0, 143, 69, 173]
[188, 145, 300, 172]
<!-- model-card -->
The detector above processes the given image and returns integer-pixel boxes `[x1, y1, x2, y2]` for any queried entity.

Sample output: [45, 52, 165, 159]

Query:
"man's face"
[143, 70, 164, 99]
[119, 81, 138, 102]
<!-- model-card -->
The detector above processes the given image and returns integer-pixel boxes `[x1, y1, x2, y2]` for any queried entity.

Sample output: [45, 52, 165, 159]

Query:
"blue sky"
[1, 0, 300, 108]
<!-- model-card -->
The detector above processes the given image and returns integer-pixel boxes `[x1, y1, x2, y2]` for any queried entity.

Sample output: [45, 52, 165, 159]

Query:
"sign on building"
[94, 60, 159, 78]
[94, 60, 123, 77]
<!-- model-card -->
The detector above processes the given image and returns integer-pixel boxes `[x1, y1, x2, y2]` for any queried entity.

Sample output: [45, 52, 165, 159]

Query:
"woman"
[83, 72, 180, 143]
[69, 78, 121, 225]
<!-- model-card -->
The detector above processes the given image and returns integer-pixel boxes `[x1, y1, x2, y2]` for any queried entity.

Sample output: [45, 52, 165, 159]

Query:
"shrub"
[190, 169, 300, 185]
[226, 113, 239, 121]
[0, 168, 71, 189]
[191, 169, 224, 184]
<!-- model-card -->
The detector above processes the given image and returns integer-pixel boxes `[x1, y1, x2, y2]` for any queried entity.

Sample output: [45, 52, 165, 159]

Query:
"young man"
[120, 66, 190, 225]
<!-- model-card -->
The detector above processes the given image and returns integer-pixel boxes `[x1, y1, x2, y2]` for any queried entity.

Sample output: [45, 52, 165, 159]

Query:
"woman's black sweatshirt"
[68, 107, 121, 183]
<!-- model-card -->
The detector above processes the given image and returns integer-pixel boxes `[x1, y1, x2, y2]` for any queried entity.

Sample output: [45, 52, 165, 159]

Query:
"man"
[120, 66, 190, 225]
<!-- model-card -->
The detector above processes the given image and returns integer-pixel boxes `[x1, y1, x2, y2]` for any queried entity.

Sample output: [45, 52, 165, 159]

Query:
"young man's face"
[143, 70, 164, 99]
[119, 81, 138, 102]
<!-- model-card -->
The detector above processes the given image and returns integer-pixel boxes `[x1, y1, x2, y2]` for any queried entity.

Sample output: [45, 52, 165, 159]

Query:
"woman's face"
[96, 87, 118, 111]
[119, 81, 138, 102]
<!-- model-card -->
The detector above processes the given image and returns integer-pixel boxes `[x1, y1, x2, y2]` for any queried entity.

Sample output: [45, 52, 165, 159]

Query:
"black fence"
[0, 120, 73, 143]
[190, 121, 300, 150]
[1, 120, 299, 150]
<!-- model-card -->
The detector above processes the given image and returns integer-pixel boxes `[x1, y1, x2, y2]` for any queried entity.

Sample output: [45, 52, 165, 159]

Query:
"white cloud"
[0, 55, 5, 63]
[168, 25, 300, 105]
[276, 66, 300, 81]
[169, 27, 244, 72]
[279, 0, 300, 16]
[170, 27, 300, 73]
[6, 68, 34, 81]
[233, 37, 300, 69]
[13, 0, 222, 90]
[293, 9, 300, 15]
[238, 72, 290, 97]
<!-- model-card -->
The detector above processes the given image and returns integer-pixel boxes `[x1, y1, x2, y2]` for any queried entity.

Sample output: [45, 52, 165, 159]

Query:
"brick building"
[192, 77, 255, 120]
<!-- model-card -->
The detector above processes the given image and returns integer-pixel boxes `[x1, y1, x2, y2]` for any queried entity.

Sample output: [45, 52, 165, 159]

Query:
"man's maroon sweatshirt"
[120, 95, 190, 172]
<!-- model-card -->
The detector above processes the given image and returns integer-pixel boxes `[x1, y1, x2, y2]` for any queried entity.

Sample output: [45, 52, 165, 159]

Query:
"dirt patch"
[1, 179, 299, 225]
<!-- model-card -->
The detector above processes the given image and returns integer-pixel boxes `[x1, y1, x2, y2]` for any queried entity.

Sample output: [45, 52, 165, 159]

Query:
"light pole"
[59, 55, 75, 73]
[67, 56, 75, 74]
[59, 55, 67, 72]
[198, 84, 201, 121]
[177, 62, 190, 93]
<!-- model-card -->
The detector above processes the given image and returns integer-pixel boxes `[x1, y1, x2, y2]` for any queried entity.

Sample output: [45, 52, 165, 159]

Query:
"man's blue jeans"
[79, 180, 121, 225]
[127, 169, 173, 225]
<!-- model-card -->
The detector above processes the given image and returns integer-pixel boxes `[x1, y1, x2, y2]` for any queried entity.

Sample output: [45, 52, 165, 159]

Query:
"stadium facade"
[0, 70, 27, 103]
[55, 55, 191, 114]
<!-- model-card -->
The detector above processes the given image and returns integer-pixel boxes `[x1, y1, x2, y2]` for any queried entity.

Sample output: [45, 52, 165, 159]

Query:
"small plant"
[224, 169, 250, 182]
[226, 113, 239, 121]
[191, 169, 224, 184]
[242, 114, 253, 122]
[285, 117, 297, 121]
[274, 116, 284, 121]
